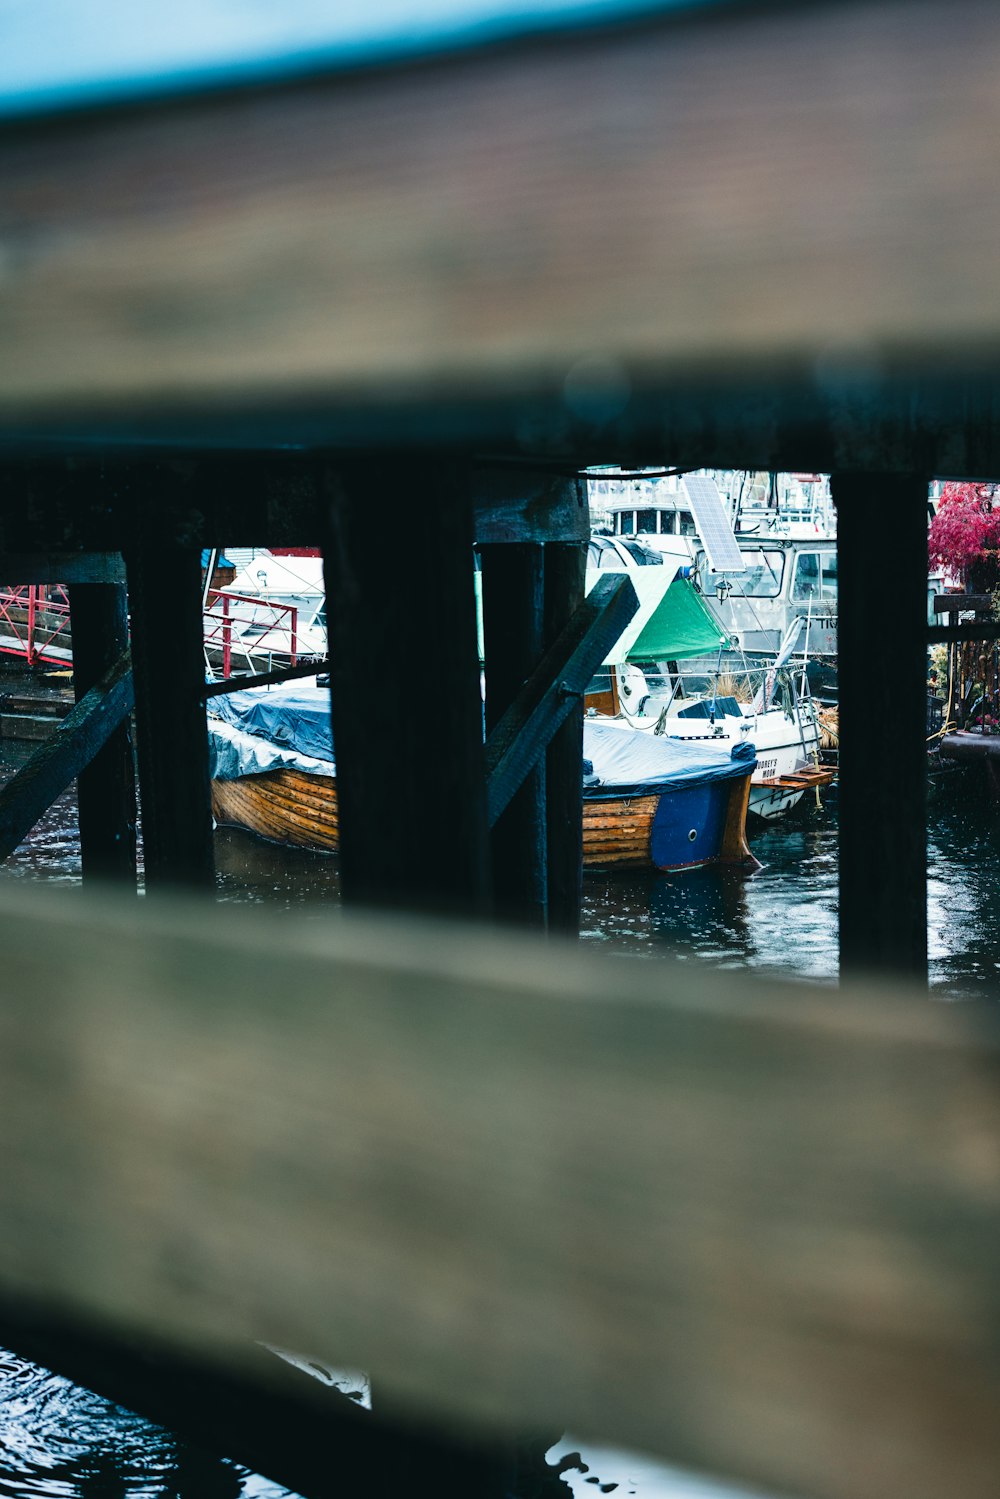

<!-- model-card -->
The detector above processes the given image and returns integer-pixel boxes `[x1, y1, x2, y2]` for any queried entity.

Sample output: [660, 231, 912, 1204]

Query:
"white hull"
[748, 781, 807, 820]
[621, 698, 825, 820]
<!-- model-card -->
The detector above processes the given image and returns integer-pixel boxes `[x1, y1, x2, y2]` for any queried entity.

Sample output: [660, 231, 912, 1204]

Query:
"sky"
[0, 0, 738, 115]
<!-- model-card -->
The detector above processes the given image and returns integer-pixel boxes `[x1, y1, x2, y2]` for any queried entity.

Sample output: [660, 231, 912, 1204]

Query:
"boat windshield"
[792, 550, 838, 601]
[698, 548, 785, 597]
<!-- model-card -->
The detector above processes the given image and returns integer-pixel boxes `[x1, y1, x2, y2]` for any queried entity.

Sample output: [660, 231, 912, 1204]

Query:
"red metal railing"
[0, 586, 73, 666]
[0, 585, 303, 681]
[203, 590, 299, 679]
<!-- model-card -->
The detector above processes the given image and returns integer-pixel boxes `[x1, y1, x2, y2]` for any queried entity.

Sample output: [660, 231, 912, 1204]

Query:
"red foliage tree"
[928, 482, 1000, 590]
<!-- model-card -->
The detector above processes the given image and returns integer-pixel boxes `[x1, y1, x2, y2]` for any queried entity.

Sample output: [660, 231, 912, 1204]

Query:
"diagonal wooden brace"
[485, 572, 638, 828]
[0, 649, 134, 861]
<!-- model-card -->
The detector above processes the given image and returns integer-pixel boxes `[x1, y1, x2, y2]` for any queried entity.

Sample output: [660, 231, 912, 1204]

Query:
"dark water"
[0, 1352, 292, 1499]
[0, 743, 997, 1499]
[205, 780, 1000, 1001]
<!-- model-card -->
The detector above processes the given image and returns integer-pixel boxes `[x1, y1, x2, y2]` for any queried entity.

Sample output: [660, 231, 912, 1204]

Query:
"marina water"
[1, 743, 996, 1499]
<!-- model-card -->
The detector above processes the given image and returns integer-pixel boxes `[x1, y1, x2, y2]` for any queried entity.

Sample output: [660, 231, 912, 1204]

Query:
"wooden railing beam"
[0, 886, 995, 1499]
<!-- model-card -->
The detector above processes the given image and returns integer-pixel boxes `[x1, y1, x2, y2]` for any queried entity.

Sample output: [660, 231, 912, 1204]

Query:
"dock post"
[125, 544, 215, 891]
[543, 540, 587, 935]
[68, 581, 137, 884]
[832, 471, 928, 979]
[481, 543, 548, 926]
[321, 459, 490, 917]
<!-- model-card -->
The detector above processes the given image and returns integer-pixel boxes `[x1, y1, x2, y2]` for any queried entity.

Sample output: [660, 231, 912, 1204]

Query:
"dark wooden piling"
[544, 541, 587, 935]
[68, 582, 136, 884]
[0, 652, 133, 863]
[321, 460, 490, 917]
[126, 545, 215, 891]
[833, 471, 928, 979]
[481, 543, 547, 926]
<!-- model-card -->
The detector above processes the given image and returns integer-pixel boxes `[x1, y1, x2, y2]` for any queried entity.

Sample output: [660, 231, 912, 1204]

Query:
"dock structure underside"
[0, 3, 998, 1498]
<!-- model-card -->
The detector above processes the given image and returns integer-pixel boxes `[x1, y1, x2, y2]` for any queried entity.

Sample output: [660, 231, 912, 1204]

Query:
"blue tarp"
[208, 682, 335, 766]
[582, 719, 755, 800]
[208, 681, 755, 797]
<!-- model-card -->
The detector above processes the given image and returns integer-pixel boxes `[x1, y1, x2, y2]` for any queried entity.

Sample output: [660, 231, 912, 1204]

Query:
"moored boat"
[582, 561, 833, 820]
[208, 682, 759, 873]
[581, 720, 759, 871]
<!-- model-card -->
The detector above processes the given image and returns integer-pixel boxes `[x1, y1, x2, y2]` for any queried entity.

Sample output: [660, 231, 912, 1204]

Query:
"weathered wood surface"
[0, 553, 125, 585]
[544, 541, 587, 933]
[211, 769, 339, 851]
[126, 543, 215, 890]
[0, 649, 132, 860]
[204, 658, 330, 698]
[474, 474, 589, 546]
[927, 621, 1000, 645]
[582, 794, 657, 867]
[485, 572, 638, 826]
[322, 461, 489, 917]
[0, 886, 996, 1499]
[932, 594, 993, 616]
[69, 583, 136, 883]
[1, 1, 1000, 449]
[834, 472, 929, 978]
[482, 542, 548, 925]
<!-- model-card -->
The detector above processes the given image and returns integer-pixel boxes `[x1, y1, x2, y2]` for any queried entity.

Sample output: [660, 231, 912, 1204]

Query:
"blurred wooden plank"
[0, 885, 996, 1499]
[1, 1, 999, 425]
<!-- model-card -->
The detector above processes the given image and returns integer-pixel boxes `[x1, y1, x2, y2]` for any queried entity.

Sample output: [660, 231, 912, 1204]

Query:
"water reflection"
[5, 742, 1000, 1003]
[928, 772, 1000, 997]
[0, 1352, 290, 1499]
[581, 803, 839, 982]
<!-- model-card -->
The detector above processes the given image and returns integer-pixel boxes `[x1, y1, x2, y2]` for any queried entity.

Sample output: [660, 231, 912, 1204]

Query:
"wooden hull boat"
[212, 768, 756, 872]
[582, 776, 757, 871]
[212, 768, 340, 851]
[209, 692, 759, 874]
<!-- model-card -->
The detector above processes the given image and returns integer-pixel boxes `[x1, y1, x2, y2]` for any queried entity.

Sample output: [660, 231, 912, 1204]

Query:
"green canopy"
[626, 576, 729, 661]
[478, 568, 728, 665]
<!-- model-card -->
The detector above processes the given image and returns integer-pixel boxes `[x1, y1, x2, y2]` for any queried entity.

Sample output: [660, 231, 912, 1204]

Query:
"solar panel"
[682, 475, 746, 573]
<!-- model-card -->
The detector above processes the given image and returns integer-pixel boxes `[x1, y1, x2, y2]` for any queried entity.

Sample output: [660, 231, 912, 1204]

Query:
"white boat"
[225, 550, 328, 661]
[590, 469, 838, 668]
[583, 552, 833, 821]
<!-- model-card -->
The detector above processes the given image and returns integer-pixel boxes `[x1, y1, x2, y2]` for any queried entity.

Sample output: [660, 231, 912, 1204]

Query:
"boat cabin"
[695, 537, 837, 659]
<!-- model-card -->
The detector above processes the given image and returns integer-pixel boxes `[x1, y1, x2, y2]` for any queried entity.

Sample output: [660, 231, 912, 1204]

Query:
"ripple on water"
[0, 1351, 295, 1499]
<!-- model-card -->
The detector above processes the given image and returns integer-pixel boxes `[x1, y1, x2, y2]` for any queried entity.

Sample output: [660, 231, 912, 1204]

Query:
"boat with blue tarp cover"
[207, 681, 759, 872]
[580, 719, 758, 870]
